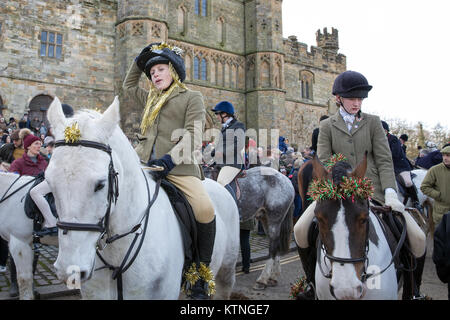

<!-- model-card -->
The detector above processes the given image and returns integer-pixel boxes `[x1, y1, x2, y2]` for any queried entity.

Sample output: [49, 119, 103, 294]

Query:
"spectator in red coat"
[9, 129, 56, 231]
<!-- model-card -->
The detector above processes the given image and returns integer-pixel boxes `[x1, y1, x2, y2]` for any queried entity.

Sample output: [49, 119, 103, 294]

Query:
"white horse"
[45, 96, 240, 299]
[398, 169, 434, 232]
[0, 173, 36, 299]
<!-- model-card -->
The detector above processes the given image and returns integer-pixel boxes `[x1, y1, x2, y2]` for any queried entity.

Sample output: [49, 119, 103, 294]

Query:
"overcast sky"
[282, 0, 450, 131]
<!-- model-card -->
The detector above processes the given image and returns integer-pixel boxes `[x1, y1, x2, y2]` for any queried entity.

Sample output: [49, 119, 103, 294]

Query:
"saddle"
[159, 179, 200, 273]
[226, 169, 246, 201]
[371, 205, 426, 298]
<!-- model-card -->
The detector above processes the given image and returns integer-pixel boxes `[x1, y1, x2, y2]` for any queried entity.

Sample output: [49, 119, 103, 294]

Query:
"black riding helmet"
[332, 71, 373, 98]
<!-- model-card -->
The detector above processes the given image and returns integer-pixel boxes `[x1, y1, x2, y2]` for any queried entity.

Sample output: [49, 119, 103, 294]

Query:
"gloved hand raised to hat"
[146, 154, 175, 180]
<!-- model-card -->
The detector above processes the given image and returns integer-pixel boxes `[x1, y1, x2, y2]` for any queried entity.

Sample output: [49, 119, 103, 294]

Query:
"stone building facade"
[0, 0, 346, 150]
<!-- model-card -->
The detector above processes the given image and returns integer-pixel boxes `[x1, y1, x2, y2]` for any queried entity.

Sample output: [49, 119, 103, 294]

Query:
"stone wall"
[0, 0, 116, 120]
[0, 0, 347, 150]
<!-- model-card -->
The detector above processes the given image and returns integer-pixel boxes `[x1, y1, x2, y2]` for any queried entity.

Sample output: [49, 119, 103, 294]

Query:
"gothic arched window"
[194, 0, 200, 15]
[300, 70, 314, 101]
[195, 0, 207, 16]
[201, 58, 207, 81]
[194, 56, 200, 79]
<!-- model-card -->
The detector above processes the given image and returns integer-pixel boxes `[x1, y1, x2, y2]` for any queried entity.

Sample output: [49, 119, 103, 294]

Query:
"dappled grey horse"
[204, 165, 295, 289]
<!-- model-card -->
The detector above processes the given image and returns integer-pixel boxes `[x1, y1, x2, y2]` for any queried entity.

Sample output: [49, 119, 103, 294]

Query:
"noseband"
[54, 140, 119, 238]
[317, 217, 371, 282]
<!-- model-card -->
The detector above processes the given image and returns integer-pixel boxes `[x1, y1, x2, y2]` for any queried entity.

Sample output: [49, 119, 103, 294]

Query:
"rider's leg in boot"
[190, 217, 216, 300]
[293, 201, 317, 300]
[296, 244, 317, 300]
[409, 185, 423, 212]
[8, 256, 19, 298]
[413, 252, 426, 299]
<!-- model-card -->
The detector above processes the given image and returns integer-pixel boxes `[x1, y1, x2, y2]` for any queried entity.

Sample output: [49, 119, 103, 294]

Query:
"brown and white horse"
[306, 155, 398, 299]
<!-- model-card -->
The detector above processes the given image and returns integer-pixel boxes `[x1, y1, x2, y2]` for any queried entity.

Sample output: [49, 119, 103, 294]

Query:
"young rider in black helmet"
[293, 70, 426, 300]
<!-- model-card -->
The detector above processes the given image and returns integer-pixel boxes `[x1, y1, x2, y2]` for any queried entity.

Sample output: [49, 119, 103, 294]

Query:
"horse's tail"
[279, 200, 294, 255]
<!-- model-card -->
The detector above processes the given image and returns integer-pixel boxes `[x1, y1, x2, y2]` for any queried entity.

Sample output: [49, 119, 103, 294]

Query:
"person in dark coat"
[310, 115, 329, 154]
[239, 218, 254, 274]
[432, 212, 450, 299]
[9, 129, 56, 231]
[381, 121, 420, 209]
[289, 158, 304, 224]
[211, 101, 246, 188]
[400, 134, 408, 154]
[278, 136, 288, 154]
[415, 143, 450, 169]
[0, 129, 24, 171]
[18, 114, 31, 129]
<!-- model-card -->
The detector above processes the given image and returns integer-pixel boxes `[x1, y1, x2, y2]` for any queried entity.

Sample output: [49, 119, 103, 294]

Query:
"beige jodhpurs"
[166, 174, 215, 224]
[30, 179, 57, 228]
[399, 171, 413, 187]
[293, 201, 317, 249]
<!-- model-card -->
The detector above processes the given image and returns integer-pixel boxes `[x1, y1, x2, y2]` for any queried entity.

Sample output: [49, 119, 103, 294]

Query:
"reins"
[95, 170, 160, 300]
[0, 174, 39, 204]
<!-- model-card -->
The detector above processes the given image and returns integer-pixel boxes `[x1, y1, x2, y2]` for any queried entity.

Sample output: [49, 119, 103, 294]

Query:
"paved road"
[0, 232, 447, 300]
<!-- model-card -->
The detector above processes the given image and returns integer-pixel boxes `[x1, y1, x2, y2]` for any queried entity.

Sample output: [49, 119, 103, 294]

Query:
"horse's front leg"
[8, 236, 34, 300]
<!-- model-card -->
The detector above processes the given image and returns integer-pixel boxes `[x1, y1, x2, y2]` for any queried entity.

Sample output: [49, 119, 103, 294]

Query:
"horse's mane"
[70, 108, 140, 164]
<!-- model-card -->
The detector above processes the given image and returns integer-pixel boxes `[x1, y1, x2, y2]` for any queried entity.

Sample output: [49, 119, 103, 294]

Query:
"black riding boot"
[296, 245, 317, 300]
[189, 218, 216, 300]
[9, 257, 19, 298]
[407, 185, 422, 212]
[412, 252, 426, 299]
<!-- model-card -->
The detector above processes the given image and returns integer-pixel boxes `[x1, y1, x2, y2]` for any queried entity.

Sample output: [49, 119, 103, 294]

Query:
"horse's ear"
[311, 155, 328, 180]
[351, 150, 368, 179]
[47, 96, 67, 138]
[98, 96, 120, 135]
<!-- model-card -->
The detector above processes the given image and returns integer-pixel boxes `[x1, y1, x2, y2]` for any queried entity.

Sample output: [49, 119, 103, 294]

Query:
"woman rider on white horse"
[123, 42, 215, 299]
[293, 70, 426, 299]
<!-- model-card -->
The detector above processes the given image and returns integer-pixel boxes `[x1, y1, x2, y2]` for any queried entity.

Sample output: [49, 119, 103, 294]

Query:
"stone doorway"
[28, 94, 53, 131]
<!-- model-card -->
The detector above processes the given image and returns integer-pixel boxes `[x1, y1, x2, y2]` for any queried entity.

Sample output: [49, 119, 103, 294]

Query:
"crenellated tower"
[115, 0, 169, 136]
[316, 27, 339, 54]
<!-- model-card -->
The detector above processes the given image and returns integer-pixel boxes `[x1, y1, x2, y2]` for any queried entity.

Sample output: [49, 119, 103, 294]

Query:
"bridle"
[54, 139, 161, 300]
[55, 140, 119, 242]
[317, 203, 408, 296]
[317, 215, 370, 282]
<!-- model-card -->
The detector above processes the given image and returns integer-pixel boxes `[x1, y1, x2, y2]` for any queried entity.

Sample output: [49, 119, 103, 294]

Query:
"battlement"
[316, 27, 339, 53]
[283, 31, 346, 73]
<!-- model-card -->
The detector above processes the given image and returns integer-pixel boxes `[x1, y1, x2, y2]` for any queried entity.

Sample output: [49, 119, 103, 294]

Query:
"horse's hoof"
[252, 282, 266, 291]
[267, 279, 278, 287]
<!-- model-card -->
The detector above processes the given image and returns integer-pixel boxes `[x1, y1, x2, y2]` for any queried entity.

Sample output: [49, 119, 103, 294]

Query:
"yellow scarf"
[140, 63, 187, 135]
